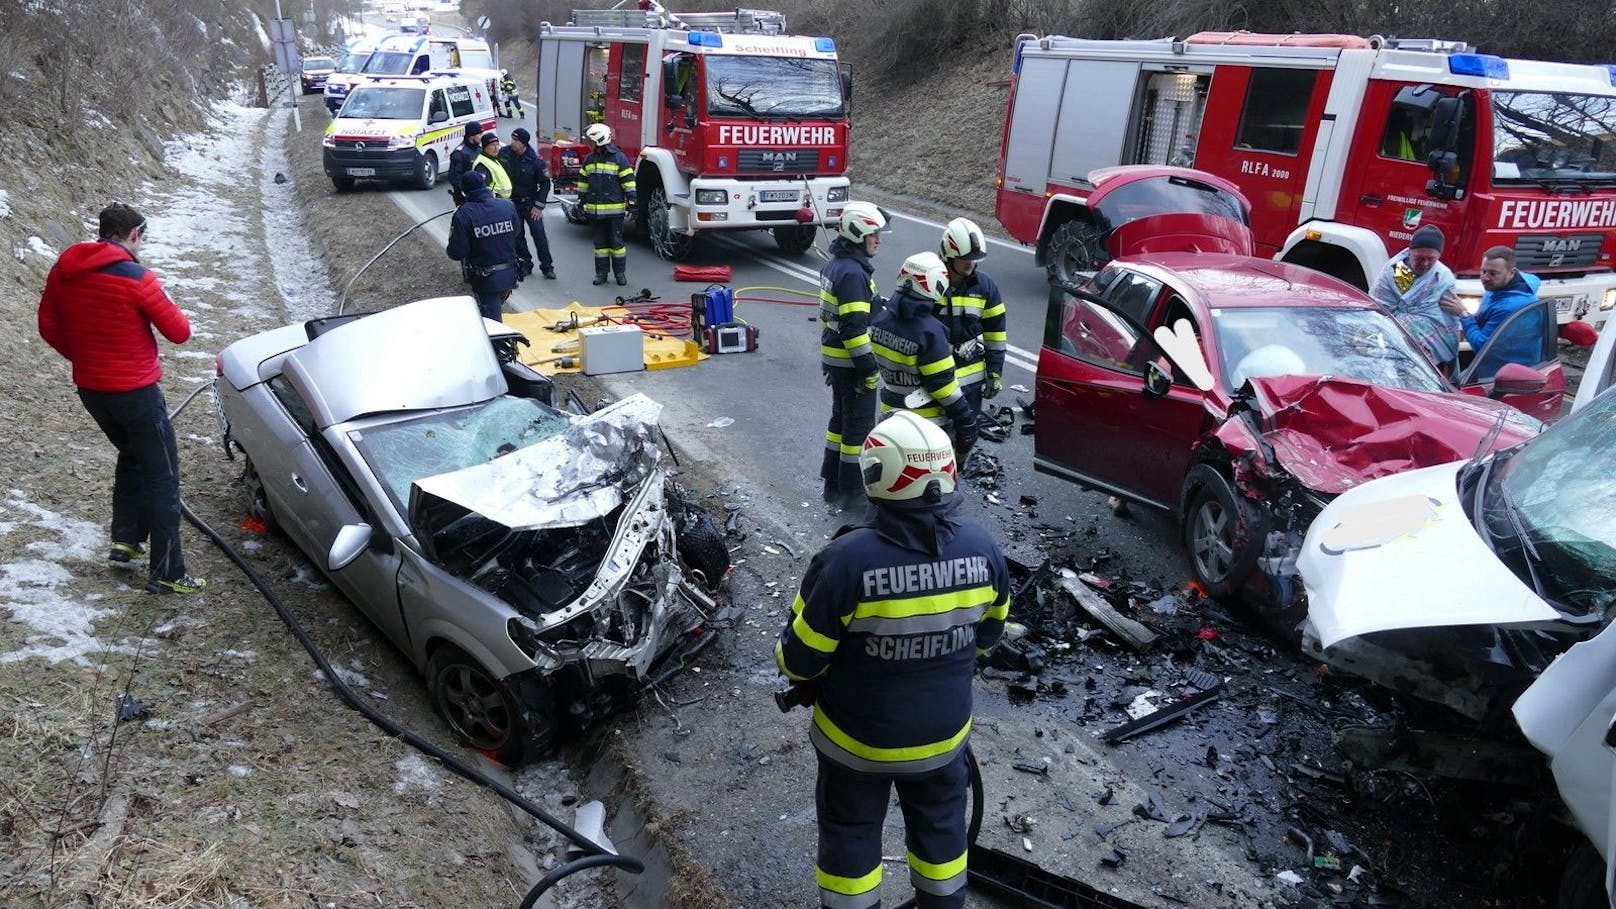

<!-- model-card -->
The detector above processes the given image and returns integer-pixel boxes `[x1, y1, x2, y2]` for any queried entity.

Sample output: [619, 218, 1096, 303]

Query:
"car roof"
[1114, 252, 1375, 311]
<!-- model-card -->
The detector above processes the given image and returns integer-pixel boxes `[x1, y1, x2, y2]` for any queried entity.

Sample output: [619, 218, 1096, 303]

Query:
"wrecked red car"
[1034, 168, 1548, 606]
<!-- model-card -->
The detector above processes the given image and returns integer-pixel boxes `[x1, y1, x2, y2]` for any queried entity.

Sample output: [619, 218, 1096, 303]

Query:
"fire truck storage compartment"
[538, 39, 586, 142]
[1004, 58, 1141, 192]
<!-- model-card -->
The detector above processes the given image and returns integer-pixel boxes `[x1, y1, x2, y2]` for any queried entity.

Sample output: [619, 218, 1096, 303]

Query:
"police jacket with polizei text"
[819, 236, 879, 373]
[871, 287, 970, 424]
[577, 145, 635, 216]
[38, 240, 192, 393]
[446, 184, 519, 293]
[937, 269, 1008, 386]
[776, 496, 1011, 775]
[499, 144, 551, 206]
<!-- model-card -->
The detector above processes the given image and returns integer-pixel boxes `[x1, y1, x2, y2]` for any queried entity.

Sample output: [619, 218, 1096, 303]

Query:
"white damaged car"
[214, 297, 724, 763]
[1298, 317, 1616, 903]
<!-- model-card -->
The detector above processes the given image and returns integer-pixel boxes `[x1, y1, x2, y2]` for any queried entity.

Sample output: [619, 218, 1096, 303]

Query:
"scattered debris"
[1102, 683, 1225, 745]
[1057, 572, 1158, 651]
[116, 694, 151, 722]
[1275, 870, 1304, 885]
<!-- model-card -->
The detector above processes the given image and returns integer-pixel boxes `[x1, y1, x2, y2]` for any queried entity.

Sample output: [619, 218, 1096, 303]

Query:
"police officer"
[577, 122, 636, 286]
[472, 132, 512, 201]
[871, 252, 981, 459]
[447, 120, 484, 206]
[937, 218, 1008, 412]
[777, 410, 1011, 909]
[445, 170, 519, 322]
[500, 127, 556, 280]
[819, 201, 890, 511]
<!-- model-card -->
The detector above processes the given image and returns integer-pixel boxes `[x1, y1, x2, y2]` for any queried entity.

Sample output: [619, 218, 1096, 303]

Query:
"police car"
[322, 74, 494, 191]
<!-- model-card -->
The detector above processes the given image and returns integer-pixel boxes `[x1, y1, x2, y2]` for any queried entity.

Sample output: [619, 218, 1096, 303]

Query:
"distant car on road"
[213, 298, 723, 763]
[299, 56, 336, 94]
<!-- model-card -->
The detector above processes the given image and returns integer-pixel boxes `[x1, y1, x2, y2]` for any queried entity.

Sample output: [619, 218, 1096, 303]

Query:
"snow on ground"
[393, 752, 443, 795]
[0, 187, 11, 218]
[0, 491, 134, 665]
[258, 110, 337, 322]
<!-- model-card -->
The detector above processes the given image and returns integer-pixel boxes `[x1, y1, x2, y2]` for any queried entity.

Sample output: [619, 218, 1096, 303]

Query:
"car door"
[1457, 298, 1565, 420]
[1035, 271, 1211, 509]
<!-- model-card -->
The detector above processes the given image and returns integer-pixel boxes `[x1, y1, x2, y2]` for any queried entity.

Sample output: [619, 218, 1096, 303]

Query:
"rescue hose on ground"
[171, 390, 643, 906]
[337, 209, 456, 315]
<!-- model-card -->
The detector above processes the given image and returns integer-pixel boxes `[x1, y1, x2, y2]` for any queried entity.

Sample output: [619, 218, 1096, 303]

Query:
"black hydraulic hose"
[889, 745, 984, 909]
[337, 209, 456, 315]
[173, 385, 641, 905]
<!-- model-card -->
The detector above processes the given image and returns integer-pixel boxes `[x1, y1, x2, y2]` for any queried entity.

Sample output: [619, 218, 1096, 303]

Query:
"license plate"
[347, 167, 376, 177]
[760, 190, 797, 203]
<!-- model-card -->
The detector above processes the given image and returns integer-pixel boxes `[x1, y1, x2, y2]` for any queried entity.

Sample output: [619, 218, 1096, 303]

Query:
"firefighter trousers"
[821, 370, 876, 502]
[590, 214, 626, 279]
[814, 749, 969, 909]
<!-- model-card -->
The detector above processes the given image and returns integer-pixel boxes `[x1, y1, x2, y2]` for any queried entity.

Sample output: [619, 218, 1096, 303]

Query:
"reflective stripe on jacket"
[577, 145, 635, 216]
[871, 289, 968, 424]
[937, 269, 1007, 385]
[473, 153, 512, 199]
[820, 236, 879, 372]
[776, 508, 1011, 775]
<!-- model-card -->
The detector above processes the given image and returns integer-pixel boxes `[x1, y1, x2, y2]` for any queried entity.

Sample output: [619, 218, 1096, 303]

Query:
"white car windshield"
[1213, 306, 1450, 393]
[350, 397, 571, 512]
[1485, 387, 1616, 616]
[339, 87, 424, 120]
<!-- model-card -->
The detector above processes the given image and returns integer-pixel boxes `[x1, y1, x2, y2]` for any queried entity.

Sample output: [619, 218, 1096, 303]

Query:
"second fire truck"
[997, 32, 1616, 327]
[535, 3, 853, 260]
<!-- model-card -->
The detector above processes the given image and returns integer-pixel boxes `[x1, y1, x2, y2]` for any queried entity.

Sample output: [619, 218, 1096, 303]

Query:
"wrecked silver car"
[214, 297, 721, 762]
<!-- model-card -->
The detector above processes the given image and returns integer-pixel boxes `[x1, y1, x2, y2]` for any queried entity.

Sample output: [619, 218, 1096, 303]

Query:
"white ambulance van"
[355, 34, 501, 104]
[321, 74, 495, 191]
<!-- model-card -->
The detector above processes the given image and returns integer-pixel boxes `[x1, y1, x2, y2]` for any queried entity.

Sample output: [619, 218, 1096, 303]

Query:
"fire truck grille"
[1513, 233, 1602, 270]
[736, 149, 821, 174]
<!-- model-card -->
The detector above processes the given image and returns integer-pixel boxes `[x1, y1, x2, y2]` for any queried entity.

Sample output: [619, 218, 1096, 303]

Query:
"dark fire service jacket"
[776, 497, 1011, 774]
[936, 269, 1008, 388]
[819, 236, 879, 375]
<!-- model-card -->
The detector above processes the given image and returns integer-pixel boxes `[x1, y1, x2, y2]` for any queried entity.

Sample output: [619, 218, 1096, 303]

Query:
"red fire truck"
[996, 32, 1616, 327]
[535, 3, 853, 260]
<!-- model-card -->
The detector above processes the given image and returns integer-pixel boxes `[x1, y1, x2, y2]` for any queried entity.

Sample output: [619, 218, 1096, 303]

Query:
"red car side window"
[1059, 297, 1143, 374]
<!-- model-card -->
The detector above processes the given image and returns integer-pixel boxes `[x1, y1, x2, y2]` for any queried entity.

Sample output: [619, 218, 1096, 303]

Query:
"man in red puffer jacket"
[38, 202, 206, 595]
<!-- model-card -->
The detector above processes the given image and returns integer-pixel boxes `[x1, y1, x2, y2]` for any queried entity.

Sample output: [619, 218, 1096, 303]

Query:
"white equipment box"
[580, 323, 645, 375]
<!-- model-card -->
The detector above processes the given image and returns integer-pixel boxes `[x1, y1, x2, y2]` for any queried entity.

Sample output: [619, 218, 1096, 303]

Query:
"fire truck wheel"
[1046, 219, 1107, 286]
[772, 225, 817, 256]
[647, 186, 695, 261]
[414, 152, 439, 191]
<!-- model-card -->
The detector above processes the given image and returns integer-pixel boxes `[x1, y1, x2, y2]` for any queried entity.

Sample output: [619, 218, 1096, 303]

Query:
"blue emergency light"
[1606, 65, 1616, 86]
[689, 31, 723, 48]
[1448, 53, 1508, 79]
[815, 37, 836, 53]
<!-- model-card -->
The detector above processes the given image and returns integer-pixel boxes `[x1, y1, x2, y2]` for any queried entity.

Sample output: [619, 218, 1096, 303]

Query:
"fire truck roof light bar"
[689, 30, 723, 47]
[1448, 53, 1509, 79]
[815, 37, 835, 53]
[1606, 65, 1616, 87]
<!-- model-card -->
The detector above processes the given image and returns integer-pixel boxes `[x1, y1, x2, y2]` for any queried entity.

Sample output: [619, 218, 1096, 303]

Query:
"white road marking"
[709, 234, 1042, 376]
[888, 210, 1034, 256]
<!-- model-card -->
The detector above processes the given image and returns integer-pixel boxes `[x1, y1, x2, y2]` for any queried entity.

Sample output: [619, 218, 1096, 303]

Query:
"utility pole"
[271, 0, 303, 131]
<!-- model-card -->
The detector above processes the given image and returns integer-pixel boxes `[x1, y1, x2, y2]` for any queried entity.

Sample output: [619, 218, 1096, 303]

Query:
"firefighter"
[498, 69, 523, 119]
[447, 121, 484, 206]
[577, 123, 636, 286]
[776, 410, 1011, 909]
[937, 217, 1008, 414]
[472, 132, 512, 201]
[819, 201, 890, 510]
[871, 251, 981, 459]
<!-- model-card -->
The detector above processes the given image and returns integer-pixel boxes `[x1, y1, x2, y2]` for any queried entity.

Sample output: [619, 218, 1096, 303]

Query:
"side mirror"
[664, 94, 684, 110]
[1428, 96, 1462, 150]
[429, 109, 448, 124]
[1144, 361, 1172, 397]
[328, 523, 373, 571]
[839, 64, 853, 121]
[1491, 362, 1549, 396]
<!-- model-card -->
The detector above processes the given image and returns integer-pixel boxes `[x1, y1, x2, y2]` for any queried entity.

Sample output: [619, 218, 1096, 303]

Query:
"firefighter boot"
[612, 261, 628, 287]
[593, 258, 609, 286]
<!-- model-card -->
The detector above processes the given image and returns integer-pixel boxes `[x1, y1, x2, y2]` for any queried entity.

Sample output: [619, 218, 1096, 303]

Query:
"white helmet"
[940, 217, 987, 262]
[896, 251, 950, 303]
[839, 201, 890, 244]
[861, 411, 958, 501]
[584, 123, 613, 147]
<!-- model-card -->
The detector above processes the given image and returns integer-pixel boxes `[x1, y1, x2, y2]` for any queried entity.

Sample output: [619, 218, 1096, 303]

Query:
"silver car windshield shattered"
[410, 394, 664, 530]
[351, 396, 571, 512]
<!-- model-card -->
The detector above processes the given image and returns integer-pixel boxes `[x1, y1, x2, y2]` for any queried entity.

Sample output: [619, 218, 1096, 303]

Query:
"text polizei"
[472, 219, 514, 238]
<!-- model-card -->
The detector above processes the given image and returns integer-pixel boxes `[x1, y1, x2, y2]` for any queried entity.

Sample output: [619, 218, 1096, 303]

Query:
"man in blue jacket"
[446, 170, 519, 322]
[1442, 245, 1544, 378]
[777, 410, 1010, 909]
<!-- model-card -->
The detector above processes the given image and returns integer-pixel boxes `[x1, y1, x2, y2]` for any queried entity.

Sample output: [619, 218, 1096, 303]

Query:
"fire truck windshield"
[706, 56, 844, 119]
[1491, 91, 1616, 185]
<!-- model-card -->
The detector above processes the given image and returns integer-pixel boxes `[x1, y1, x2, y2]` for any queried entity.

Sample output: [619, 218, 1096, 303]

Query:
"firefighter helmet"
[940, 217, 988, 262]
[896, 251, 950, 303]
[838, 201, 890, 244]
[861, 411, 958, 502]
[584, 123, 613, 147]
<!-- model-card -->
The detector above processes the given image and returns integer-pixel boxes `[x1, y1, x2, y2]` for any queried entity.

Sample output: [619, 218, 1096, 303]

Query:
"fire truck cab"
[536, 4, 852, 260]
[997, 32, 1616, 327]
